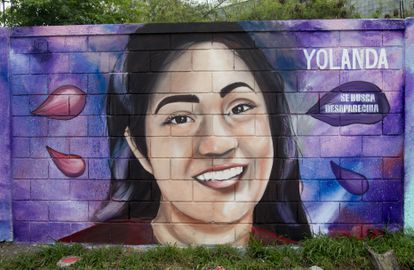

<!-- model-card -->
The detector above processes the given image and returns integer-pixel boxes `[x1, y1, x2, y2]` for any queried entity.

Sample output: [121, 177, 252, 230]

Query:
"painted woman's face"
[132, 42, 273, 224]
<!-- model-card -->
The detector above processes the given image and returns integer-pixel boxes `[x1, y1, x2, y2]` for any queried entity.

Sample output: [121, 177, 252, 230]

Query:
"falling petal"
[330, 161, 369, 195]
[32, 85, 86, 120]
[307, 81, 390, 126]
[47, 146, 86, 178]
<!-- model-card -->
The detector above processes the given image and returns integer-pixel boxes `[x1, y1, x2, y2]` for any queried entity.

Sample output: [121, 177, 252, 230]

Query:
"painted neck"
[151, 202, 253, 246]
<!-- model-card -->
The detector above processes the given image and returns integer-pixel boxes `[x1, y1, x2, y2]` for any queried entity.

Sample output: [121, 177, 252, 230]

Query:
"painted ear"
[124, 127, 154, 175]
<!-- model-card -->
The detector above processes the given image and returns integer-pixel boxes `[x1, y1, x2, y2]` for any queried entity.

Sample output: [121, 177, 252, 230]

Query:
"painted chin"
[192, 164, 247, 189]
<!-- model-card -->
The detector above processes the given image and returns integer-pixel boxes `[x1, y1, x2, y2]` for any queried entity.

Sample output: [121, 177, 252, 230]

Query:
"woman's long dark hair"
[100, 23, 310, 241]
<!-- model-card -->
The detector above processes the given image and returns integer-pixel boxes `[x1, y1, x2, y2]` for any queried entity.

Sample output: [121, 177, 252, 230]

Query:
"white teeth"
[195, 166, 244, 182]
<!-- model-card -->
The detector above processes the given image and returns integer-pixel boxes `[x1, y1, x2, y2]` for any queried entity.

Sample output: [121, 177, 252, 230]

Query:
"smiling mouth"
[193, 165, 246, 189]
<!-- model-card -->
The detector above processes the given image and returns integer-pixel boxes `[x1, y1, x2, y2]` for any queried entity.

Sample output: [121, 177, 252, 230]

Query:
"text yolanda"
[303, 48, 389, 70]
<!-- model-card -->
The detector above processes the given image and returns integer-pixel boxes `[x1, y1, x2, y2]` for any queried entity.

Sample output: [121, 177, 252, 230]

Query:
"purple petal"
[330, 161, 369, 195]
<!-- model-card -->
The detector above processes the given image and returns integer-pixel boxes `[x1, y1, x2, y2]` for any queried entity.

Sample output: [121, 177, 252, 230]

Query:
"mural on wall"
[404, 18, 414, 232]
[8, 20, 404, 244]
[0, 28, 12, 241]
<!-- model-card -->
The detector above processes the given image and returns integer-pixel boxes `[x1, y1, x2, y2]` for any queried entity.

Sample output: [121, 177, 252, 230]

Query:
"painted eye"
[165, 115, 194, 125]
[231, 104, 255, 115]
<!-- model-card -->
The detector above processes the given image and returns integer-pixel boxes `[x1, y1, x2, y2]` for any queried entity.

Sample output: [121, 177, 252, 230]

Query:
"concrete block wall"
[0, 20, 410, 245]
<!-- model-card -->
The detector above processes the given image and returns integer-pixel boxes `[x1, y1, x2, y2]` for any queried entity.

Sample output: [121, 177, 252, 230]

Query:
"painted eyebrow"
[155, 94, 199, 114]
[220, 82, 254, 98]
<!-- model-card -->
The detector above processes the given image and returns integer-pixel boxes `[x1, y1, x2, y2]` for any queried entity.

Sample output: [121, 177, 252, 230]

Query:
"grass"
[1, 231, 414, 270]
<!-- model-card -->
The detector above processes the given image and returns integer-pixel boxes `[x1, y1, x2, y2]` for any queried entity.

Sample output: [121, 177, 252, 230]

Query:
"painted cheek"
[145, 115, 171, 137]
[170, 124, 197, 136]
[157, 180, 192, 202]
[171, 158, 201, 180]
[149, 158, 171, 181]
[255, 158, 274, 181]
[256, 159, 273, 178]
[227, 118, 256, 136]
[149, 137, 193, 158]
[250, 114, 274, 158]
[238, 137, 273, 158]
[235, 179, 268, 201]
[255, 115, 272, 136]
[250, 160, 272, 205]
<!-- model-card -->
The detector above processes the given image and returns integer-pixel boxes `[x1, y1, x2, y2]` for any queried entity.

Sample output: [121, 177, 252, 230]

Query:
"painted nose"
[197, 135, 238, 157]
[196, 115, 238, 157]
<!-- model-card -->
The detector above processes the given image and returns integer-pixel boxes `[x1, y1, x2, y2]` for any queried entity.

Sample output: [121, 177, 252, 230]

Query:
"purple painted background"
[0, 28, 12, 241]
[1, 20, 405, 242]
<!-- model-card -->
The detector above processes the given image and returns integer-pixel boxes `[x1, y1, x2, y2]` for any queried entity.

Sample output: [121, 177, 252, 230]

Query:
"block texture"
[1, 20, 406, 245]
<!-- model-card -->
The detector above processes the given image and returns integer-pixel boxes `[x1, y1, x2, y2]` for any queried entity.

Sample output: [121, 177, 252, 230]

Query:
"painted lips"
[193, 164, 247, 189]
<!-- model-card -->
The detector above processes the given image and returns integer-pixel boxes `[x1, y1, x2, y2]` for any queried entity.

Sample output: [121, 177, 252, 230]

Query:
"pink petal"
[32, 85, 86, 120]
[57, 256, 81, 267]
[47, 146, 86, 178]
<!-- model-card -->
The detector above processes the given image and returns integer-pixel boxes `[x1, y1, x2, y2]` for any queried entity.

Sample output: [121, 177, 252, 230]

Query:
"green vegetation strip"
[1, 232, 414, 270]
